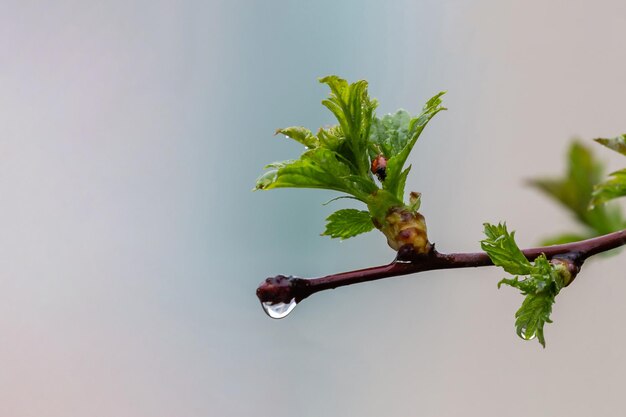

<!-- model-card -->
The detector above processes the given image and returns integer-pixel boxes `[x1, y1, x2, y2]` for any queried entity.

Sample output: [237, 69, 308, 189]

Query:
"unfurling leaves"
[591, 134, 626, 207]
[482, 223, 569, 347]
[255, 76, 444, 246]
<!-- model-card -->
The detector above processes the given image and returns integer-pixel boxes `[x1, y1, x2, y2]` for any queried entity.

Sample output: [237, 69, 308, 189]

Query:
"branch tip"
[256, 275, 311, 305]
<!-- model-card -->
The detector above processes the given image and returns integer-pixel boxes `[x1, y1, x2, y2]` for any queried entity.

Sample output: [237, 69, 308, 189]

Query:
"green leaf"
[322, 209, 375, 239]
[480, 223, 532, 276]
[591, 168, 626, 207]
[594, 134, 626, 156]
[529, 141, 625, 238]
[529, 142, 600, 216]
[254, 148, 376, 200]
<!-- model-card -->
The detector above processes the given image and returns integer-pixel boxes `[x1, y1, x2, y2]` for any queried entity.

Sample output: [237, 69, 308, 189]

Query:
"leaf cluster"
[254, 76, 445, 240]
[481, 223, 568, 347]
[529, 141, 625, 245]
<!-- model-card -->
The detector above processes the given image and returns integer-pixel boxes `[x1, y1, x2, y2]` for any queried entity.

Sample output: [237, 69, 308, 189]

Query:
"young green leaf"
[322, 209, 375, 239]
[529, 141, 625, 243]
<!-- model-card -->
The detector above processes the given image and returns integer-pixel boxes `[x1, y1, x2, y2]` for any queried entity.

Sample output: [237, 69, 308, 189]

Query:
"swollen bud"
[379, 208, 430, 255]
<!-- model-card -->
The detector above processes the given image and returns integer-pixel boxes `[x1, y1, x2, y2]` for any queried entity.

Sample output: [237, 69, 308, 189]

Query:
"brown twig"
[256, 229, 626, 307]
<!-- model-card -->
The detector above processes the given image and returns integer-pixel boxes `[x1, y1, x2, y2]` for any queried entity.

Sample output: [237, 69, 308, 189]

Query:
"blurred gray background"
[1, 0, 626, 416]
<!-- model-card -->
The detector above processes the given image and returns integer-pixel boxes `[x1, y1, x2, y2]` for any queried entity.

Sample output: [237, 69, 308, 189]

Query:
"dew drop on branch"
[261, 298, 297, 319]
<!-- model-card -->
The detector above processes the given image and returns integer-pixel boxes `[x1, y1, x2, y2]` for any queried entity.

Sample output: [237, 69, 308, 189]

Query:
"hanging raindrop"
[261, 298, 297, 319]
[518, 326, 536, 341]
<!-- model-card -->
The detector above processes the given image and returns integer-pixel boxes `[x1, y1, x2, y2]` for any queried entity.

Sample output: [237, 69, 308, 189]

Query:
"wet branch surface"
[256, 229, 626, 306]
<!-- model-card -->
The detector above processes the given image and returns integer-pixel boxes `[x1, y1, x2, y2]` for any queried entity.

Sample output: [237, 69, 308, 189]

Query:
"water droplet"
[261, 298, 297, 319]
[519, 327, 536, 340]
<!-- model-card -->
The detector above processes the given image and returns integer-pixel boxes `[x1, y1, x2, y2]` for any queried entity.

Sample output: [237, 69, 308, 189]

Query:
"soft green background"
[1, 1, 626, 416]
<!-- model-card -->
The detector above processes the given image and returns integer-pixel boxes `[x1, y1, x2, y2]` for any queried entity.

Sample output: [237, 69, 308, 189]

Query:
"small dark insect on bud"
[371, 154, 387, 182]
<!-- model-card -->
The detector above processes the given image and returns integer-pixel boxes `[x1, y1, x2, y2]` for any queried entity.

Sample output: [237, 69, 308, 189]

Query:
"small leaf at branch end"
[322, 209, 375, 239]
[594, 134, 626, 156]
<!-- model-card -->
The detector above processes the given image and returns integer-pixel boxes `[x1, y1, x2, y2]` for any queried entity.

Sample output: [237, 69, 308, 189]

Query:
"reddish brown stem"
[256, 229, 626, 306]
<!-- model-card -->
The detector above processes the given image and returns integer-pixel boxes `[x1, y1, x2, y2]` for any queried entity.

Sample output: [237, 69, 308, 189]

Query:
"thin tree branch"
[256, 229, 626, 307]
